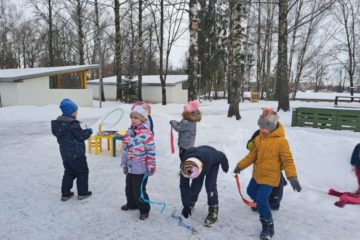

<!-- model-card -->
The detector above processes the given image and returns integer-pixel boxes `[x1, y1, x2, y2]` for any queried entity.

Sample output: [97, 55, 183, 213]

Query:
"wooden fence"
[291, 107, 360, 132]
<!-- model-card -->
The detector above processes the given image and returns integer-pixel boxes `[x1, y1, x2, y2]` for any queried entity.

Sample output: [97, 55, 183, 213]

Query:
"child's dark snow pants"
[125, 174, 150, 214]
[61, 156, 89, 195]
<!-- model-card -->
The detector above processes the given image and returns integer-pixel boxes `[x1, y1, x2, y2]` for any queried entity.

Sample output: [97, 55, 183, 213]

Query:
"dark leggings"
[125, 174, 150, 214]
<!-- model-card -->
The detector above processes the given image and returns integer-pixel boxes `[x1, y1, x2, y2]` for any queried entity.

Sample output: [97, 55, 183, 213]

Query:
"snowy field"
[1, 99, 360, 240]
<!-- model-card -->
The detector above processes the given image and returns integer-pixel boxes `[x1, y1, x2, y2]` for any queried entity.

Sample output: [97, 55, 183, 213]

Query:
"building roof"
[88, 75, 188, 86]
[0, 65, 99, 82]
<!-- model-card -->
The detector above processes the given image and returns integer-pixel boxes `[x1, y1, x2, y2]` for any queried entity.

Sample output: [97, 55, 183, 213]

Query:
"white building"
[88, 75, 188, 104]
[0, 65, 99, 107]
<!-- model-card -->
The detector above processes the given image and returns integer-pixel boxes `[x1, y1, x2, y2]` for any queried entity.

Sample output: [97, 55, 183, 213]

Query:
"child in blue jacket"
[351, 143, 360, 193]
[51, 99, 93, 201]
[179, 145, 229, 227]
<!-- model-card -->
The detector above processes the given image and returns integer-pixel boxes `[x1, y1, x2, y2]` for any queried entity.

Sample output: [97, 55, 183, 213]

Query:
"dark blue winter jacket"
[180, 146, 229, 175]
[51, 115, 92, 162]
[351, 143, 360, 169]
[180, 146, 229, 207]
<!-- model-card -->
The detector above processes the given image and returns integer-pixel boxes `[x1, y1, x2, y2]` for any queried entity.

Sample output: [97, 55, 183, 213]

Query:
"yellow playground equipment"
[87, 107, 126, 156]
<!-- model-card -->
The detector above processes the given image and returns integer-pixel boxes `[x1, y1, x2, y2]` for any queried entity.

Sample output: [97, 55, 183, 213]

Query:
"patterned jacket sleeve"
[144, 131, 156, 174]
[121, 129, 130, 167]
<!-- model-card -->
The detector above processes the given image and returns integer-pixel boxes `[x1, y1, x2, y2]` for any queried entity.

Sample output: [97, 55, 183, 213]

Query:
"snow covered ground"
[1, 99, 360, 240]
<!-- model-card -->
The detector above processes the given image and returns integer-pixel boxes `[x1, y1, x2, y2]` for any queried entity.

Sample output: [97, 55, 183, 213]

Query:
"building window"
[49, 72, 86, 89]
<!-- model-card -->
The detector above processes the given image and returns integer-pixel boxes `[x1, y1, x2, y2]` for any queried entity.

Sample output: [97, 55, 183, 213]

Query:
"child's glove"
[88, 128, 93, 135]
[148, 168, 155, 176]
[289, 177, 302, 192]
[233, 167, 241, 174]
[182, 206, 191, 218]
[123, 167, 128, 175]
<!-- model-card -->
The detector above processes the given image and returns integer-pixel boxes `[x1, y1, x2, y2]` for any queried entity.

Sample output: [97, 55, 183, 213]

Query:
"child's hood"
[51, 116, 77, 137]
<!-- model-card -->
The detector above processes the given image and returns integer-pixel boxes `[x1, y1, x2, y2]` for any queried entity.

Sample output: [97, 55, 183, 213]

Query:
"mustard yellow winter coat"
[236, 123, 298, 187]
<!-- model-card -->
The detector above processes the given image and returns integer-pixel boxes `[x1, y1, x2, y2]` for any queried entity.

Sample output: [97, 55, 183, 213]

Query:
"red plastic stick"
[170, 127, 175, 154]
[234, 174, 256, 208]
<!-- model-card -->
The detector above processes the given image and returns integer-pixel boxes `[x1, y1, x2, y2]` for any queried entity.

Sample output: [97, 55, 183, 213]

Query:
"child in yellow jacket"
[234, 108, 301, 240]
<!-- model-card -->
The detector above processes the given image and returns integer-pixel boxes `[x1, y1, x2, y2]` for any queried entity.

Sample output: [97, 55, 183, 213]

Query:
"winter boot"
[204, 206, 219, 227]
[139, 212, 149, 220]
[78, 191, 92, 200]
[61, 191, 74, 201]
[260, 218, 274, 240]
[121, 204, 137, 211]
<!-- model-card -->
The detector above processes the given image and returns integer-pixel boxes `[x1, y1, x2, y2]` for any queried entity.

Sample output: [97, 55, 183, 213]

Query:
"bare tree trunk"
[276, 0, 290, 111]
[228, 0, 248, 120]
[256, 1, 261, 93]
[129, 1, 135, 79]
[244, 0, 252, 100]
[264, 0, 275, 100]
[188, 0, 199, 101]
[76, 0, 85, 65]
[137, 0, 143, 101]
[94, 0, 105, 101]
[48, 0, 54, 66]
[114, 0, 122, 101]
[288, 0, 303, 82]
[340, 0, 356, 97]
[159, 0, 166, 105]
[292, 3, 316, 100]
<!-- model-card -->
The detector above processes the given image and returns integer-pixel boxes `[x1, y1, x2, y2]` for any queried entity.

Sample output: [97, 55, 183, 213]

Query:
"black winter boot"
[260, 218, 274, 240]
[78, 191, 92, 200]
[61, 191, 74, 201]
[204, 206, 219, 227]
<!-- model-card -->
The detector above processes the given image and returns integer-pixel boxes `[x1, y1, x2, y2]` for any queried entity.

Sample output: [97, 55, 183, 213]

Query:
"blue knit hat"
[60, 98, 78, 116]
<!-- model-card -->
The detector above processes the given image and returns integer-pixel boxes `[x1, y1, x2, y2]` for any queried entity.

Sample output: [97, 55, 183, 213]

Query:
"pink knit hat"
[258, 108, 279, 131]
[131, 101, 151, 115]
[184, 100, 200, 113]
[130, 105, 149, 123]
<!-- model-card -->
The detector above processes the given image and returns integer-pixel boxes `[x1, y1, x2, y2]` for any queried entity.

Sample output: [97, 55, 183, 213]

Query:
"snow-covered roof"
[0, 65, 99, 82]
[88, 75, 188, 86]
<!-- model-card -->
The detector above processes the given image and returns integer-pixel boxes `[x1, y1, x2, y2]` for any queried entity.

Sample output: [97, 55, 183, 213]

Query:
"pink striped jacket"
[121, 123, 156, 175]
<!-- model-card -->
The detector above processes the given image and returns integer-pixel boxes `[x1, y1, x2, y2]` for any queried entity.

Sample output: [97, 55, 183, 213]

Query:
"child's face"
[71, 111, 78, 118]
[131, 115, 143, 125]
[259, 127, 270, 134]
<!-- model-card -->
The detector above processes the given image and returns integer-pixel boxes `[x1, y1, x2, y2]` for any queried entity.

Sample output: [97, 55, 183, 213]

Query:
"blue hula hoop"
[140, 173, 166, 213]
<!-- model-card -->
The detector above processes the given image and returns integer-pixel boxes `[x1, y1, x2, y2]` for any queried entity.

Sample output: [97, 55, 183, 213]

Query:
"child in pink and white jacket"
[120, 105, 156, 220]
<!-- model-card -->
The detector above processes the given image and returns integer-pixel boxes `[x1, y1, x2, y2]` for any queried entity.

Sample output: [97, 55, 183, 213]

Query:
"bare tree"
[63, 0, 90, 65]
[114, 0, 122, 101]
[188, 0, 199, 100]
[94, 0, 105, 101]
[334, 0, 359, 97]
[29, 0, 59, 66]
[137, 0, 144, 101]
[0, 0, 20, 69]
[276, 0, 290, 111]
[288, 0, 303, 83]
[227, 0, 248, 120]
[264, 0, 275, 99]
